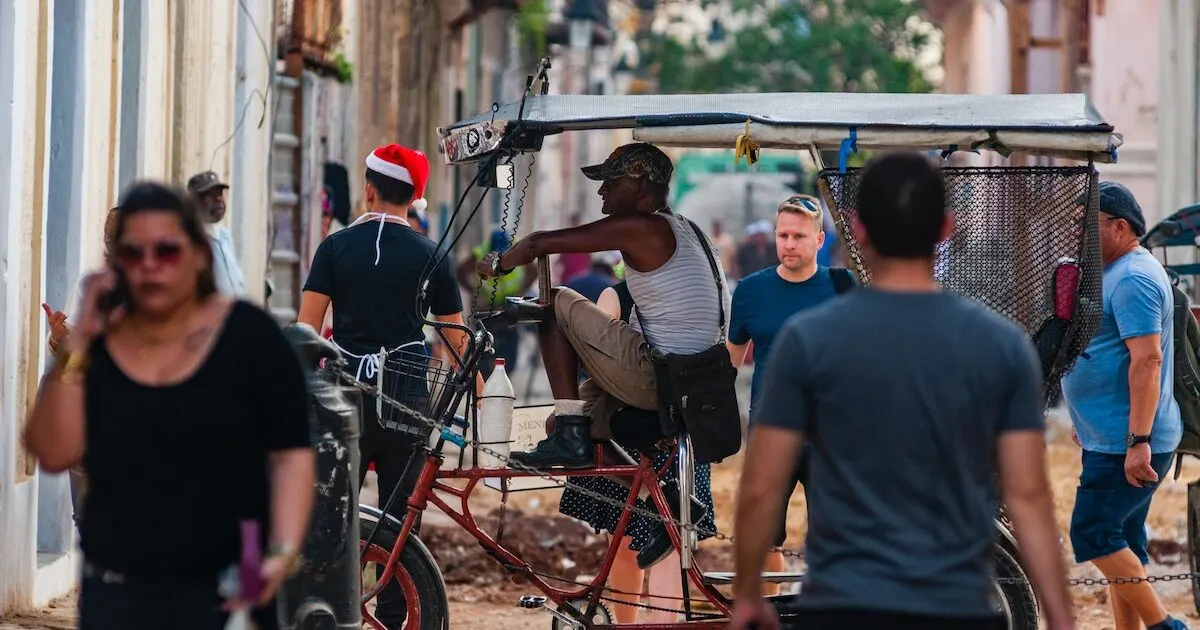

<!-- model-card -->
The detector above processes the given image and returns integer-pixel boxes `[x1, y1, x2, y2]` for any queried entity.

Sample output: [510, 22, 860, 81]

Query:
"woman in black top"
[25, 182, 316, 630]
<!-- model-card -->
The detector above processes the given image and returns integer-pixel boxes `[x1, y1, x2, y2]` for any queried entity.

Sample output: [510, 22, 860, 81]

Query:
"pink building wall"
[1089, 0, 1161, 221]
[935, 0, 1162, 218]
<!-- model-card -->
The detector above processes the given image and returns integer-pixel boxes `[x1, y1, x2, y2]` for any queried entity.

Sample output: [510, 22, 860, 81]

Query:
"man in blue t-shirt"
[1061, 181, 1187, 630]
[726, 193, 854, 590]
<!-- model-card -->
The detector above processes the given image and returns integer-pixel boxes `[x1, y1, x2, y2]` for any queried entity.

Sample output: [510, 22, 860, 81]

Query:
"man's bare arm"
[1123, 333, 1162, 437]
[498, 215, 671, 272]
[435, 312, 484, 395]
[298, 291, 331, 331]
[727, 342, 749, 368]
[997, 430, 1075, 630]
[733, 426, 804, 599]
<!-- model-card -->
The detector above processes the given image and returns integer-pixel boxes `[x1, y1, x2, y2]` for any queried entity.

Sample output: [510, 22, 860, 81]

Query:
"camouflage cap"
[186, 170, 230, 194]
[581, 142, 673, 185]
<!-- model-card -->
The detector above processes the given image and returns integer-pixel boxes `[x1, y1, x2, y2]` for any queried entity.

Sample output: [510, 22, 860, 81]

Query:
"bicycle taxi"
[345, 63, 1121, 630]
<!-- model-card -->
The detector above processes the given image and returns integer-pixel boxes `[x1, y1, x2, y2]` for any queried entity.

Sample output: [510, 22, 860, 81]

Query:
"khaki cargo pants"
[553, 288, 659, 440]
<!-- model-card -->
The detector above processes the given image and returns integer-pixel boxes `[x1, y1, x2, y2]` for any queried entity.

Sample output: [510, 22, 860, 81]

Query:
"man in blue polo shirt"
[1061, 181, 1187, 630]
[726, 193, 854, 591]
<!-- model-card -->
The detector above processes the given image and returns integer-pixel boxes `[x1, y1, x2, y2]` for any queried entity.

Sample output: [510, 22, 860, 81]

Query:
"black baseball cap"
[186, 170, 230, 194]
[1085, 181, 1146, 236]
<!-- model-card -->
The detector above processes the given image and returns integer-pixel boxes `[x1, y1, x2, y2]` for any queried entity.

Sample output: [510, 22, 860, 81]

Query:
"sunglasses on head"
[114, 241, 184, 268]
[783, 196, 820, 213]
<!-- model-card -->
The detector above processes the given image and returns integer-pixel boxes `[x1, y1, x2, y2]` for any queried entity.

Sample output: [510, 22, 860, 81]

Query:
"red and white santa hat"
[365, 143, 430, 211]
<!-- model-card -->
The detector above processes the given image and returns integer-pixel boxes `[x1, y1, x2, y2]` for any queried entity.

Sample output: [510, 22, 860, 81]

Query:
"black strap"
[613, 281, 634, 323]
[830, 267, 855, 295]
[682, 217, 728, 334]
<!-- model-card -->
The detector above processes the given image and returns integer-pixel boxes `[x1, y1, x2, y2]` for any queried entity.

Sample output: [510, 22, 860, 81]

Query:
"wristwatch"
[490, 252, 512, 276]
[1126, 432, 1151, 448]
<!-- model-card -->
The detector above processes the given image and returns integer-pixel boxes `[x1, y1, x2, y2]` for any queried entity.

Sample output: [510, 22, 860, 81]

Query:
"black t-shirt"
[81, 301, 312, 577]
[304, 221, 461, 355]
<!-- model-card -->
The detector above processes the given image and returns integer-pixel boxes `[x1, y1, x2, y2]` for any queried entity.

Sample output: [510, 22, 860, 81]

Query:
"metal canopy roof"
[438, 92, 1123, 164]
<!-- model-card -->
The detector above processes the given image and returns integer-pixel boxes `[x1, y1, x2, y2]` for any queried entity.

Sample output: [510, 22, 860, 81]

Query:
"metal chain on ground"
[992, 572, 1200, 587]
[325, 364, 804, 559]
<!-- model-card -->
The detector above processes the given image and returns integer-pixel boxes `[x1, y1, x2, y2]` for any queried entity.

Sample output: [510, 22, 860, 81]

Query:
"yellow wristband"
[57, 352, 89, 385]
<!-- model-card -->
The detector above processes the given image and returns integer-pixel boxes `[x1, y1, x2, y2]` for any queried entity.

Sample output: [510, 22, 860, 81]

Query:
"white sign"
[483, 405, 560, 492]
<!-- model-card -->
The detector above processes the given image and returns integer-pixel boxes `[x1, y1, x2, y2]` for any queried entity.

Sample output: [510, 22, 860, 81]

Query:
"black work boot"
[636, 481, 706, 569]
[508, 415, 595, 470]
[503, 296, 550, 324]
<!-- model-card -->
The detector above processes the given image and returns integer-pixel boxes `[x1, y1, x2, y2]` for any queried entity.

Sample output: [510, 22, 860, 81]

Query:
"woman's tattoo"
[184, 326, 215, 351]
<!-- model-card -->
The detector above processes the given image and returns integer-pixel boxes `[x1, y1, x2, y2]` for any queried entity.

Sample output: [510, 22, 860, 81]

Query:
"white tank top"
[625, 212, 731, 355]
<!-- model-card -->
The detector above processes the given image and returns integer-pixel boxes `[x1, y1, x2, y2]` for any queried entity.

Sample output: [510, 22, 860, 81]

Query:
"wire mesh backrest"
[818, 165, 1102, 398]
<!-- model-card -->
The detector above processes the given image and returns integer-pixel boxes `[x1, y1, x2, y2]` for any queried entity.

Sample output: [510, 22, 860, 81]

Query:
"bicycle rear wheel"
[994, 541, 1038, 630]
[359, 508, 449, 630]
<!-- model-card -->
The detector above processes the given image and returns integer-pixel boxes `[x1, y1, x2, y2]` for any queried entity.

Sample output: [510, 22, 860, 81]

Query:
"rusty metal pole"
[1008, 0, 1031, 167]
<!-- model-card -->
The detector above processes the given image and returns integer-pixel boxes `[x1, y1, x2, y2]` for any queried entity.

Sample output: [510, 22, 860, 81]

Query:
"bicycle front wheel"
[360, 509, 450, 630]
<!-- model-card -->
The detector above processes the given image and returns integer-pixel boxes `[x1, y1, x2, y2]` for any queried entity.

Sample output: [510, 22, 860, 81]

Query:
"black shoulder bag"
[639, 219, 743, 464]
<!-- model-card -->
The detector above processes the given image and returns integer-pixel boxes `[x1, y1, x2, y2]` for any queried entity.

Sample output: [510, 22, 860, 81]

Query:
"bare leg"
[539, 289, 581, 399]
[1109, 584, 1145, 630]
[645, 551, 684, 624]
[609, 538, 645, 624]
[1091, 549, 1169, 627]
[763, 551, 786, 597]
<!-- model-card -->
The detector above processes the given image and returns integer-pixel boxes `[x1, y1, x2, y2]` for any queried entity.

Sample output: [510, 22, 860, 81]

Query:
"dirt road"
[4, 360, 1200, 628]
[6, 428, 1200, 629]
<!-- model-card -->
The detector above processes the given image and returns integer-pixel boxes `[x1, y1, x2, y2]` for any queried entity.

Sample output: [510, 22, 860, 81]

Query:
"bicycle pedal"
[517, 595, 547, 609]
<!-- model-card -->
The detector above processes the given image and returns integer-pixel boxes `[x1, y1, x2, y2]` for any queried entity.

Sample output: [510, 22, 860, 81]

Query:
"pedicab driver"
[728, 153, 1075, 630]
[298, 143, 470, 630]
[477, 142, 729, 471]
[476, 144, 727, 569]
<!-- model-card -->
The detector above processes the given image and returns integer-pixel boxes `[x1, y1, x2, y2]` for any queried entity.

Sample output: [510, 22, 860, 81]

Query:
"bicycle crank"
[551, 599, 613, 630]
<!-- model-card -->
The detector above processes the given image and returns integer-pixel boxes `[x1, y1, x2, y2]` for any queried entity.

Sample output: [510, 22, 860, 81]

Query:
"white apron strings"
[329, 338, 425, 418]
[347, 211, 410, 266]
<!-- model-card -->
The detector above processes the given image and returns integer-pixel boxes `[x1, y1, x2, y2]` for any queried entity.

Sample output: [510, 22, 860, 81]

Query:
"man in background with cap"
[1061, 181, 1187, 630]
[187, 170, 246, 296]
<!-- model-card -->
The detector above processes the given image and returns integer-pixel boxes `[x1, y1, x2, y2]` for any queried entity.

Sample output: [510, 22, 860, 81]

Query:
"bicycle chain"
[331, 365, 1200, 589]
[325, 364, 805, 559]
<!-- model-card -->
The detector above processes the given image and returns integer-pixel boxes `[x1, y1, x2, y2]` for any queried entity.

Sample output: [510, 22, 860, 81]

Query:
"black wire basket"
[374, 349, 455, 437]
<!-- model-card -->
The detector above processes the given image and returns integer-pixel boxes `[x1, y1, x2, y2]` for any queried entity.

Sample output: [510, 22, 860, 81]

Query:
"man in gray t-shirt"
[728, 153, 1075, 630]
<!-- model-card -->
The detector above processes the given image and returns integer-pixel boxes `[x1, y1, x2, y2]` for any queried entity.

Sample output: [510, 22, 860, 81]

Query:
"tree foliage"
[641, 0, 938, 94]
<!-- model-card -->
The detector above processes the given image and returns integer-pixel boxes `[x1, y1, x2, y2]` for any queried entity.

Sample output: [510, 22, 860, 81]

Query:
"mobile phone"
[98, 268, 129, 314]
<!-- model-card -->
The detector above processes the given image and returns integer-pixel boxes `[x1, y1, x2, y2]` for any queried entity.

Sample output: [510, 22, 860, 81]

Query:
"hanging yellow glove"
[735, 118, 760, 166]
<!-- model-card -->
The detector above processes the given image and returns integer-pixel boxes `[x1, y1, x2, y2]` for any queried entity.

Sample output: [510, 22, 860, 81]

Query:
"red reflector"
[1054, 259, 1080, 320]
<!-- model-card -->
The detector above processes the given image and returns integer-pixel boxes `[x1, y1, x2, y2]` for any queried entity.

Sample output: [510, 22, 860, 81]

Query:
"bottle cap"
[495, 358, 506, 367]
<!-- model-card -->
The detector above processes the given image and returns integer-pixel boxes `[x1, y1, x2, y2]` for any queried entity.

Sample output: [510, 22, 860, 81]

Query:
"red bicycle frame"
[362, 443, 735, 629]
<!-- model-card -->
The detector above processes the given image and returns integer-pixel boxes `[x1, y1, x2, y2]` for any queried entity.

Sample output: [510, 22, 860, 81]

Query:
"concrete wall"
[0, 0, 49, 616]
[0, 0, 278, 615]
[1090, 0, 1161, 221]
[1157, 0, 1200, 215]
[231, 0, 277, 304]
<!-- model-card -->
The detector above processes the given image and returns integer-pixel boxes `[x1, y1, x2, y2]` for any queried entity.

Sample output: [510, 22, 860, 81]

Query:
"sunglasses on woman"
[114, 241, 185, 268]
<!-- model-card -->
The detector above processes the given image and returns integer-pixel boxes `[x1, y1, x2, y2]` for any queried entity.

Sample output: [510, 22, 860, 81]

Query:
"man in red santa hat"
[298, 143, 469, 628]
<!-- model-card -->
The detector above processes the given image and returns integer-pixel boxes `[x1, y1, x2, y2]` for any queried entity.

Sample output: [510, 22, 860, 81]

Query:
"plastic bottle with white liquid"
[478, 358, 515, 469]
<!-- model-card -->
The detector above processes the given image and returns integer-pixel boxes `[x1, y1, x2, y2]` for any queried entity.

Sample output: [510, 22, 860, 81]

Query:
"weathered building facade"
[0, 0, 275, 614]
